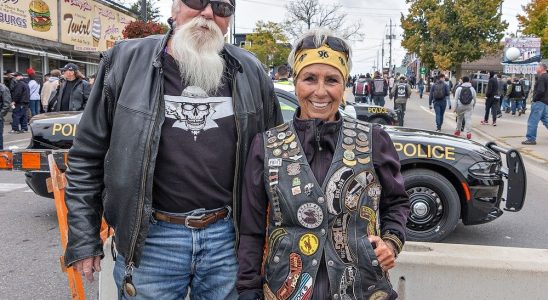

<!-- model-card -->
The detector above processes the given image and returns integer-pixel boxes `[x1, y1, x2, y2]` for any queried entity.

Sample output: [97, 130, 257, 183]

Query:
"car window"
[277, 94, 298, 122]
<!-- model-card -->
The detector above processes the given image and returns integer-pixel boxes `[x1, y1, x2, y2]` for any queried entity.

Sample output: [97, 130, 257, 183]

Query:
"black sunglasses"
[297, 36, 349, 56]
[181, 0, 235, 17]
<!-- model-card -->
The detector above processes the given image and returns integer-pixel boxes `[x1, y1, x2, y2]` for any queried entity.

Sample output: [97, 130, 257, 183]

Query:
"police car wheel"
[369, 117, 388, 125]
[403, 169, 460, 242]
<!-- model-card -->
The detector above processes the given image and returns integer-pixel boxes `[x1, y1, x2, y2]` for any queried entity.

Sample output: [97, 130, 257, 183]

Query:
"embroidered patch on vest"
[299, 233, 319, 256]
[297, 203, 324, 229]
[360, 206, 378, 236]
[369, 290, 389, 300]
[331, 213, 355, 263]
[276, 253, 303, 300]
[264, 283, 278, 300]
[339, 265, 358, 299]
[326, 167, 354, 215]
[290, 272, 313, 300]
[268, 228, 289, 263]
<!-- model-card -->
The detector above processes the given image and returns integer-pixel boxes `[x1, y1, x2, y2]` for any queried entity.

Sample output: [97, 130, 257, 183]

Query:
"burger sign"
[29, 0, 52, 32]
[0, 0, 58, 41]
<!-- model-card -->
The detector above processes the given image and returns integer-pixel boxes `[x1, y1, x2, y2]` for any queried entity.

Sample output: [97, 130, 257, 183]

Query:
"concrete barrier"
[99, 240, 548, 300]
[391, 242, 548, 300]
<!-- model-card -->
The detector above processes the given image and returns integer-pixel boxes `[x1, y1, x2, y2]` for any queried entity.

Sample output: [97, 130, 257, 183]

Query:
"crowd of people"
[0, 65, 93, 148]
[347, 65, 547, 143]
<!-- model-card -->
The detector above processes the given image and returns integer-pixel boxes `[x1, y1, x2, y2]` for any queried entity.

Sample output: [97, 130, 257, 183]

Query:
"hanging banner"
[502, 38, 542, 64]
[0, 0, 58, 41]
[503, 63, 539, 75]
[61, 0, 134, 52]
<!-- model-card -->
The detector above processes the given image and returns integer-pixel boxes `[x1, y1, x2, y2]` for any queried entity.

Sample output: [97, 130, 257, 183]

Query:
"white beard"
[170, 17, 226, 95]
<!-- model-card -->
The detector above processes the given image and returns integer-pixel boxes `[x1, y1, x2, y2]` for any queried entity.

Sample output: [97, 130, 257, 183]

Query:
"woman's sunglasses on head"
[297, 36, 349, 56]
[181, 0, 235, 17]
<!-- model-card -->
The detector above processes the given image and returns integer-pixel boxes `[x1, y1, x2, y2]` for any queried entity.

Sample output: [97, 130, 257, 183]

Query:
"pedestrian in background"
[444, 76, 453, 110]
[507, 77, 525, 116]
[481, 71, 499, 126]
[9, 73, 29, 133]
[3, 70, 16, 92]
[429, 73, 450, 132]
[503, 78, 512, 113]
[27, 69, 41, 117]
[50, 63, 90, 112]
[417, 77, 425, 99]
[372, 71, 389, 107]
[391, 76, 412, 126]
[519, 76, 531, 114]
[0, 82, 11, 148]
[40, 69, 61, 113]
[496, 74, 505, 117]
[454, 76, 477, 139]
[353, 74, 370, 103]
[522, 63, 548, 145]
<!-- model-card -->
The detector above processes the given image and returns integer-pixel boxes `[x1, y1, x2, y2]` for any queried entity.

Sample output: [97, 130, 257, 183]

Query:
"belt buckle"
[184, 214, 206, 229]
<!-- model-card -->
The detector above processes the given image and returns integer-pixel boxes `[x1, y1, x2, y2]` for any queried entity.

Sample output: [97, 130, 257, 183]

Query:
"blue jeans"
[11, 104, 28, 131]
[113, 208, 238, 300]
[525, 101, 548, 141]
[511, 99, 524, 114]
[418, 87, 424, 98]
[433, 100, 447, 130]
[502, 97, 510, 110]
[373, 95, 385, 107]
[29, 100, 40, 117]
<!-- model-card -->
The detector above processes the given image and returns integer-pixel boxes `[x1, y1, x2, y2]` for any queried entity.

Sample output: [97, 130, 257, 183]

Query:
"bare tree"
[284, 0, 363, 41]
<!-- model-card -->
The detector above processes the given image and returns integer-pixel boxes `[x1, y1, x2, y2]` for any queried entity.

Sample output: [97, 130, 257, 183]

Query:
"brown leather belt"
[153, 208, 229, 229]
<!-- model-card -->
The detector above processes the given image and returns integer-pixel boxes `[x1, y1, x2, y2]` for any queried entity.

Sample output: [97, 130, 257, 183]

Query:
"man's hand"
[368, 236, 396, 271]
[73, 256, 102, 282]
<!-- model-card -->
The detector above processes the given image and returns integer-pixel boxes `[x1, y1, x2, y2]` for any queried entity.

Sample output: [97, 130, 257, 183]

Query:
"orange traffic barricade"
[47, 154, 113, 300]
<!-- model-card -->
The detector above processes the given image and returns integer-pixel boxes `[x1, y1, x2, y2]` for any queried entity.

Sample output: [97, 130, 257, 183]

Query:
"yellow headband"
[293, 44, 350, 82]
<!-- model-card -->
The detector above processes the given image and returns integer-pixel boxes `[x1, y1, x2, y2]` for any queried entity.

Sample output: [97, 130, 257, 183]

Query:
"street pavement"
[0, 93, 547, 299]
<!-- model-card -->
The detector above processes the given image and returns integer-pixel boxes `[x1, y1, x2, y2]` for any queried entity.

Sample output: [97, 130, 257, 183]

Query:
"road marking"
[0, 183, 28, 192]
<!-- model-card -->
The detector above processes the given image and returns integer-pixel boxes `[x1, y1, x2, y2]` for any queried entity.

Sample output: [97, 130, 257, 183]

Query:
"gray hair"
[288, 28, 353, 75]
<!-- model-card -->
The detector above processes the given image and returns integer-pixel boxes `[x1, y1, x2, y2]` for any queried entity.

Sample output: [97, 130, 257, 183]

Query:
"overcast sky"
[157, 0, 531, 74]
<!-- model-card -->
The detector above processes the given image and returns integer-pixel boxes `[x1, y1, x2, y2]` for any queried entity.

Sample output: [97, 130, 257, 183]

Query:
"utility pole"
[389, 18, 392, 76]
[140, 0, 147, 21]
[381, 38, 384, 74]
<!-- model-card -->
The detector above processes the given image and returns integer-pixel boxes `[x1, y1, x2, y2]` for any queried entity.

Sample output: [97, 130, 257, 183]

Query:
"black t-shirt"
[61, 80, 76, 111]
[152, 52, 236, 213]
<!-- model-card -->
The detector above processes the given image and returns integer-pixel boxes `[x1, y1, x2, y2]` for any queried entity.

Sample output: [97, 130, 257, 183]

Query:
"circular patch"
[356, 139, 369, 147]
[343, 129, 357, 137]
[369, 291, 389, 300]
[343, 158, 357, 167]
[356, 145, 370, 153]
[299, 233, 319, 255]
[343, 150, 355, 161]
[357, 132, 368, 141]
[342, 143, 356, 151]
[267, 137, 277, 144]
[290, 141, 298, 149]
[297, 203, 324, 229]
[277, 132, 286, 140]
[282, 143, 289, 150]
[273, 149, 282, 156]
[343, 137, 354, 145]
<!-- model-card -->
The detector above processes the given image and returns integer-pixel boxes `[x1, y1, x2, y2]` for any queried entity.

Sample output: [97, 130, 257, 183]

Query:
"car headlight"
[468, 161, 501, 177]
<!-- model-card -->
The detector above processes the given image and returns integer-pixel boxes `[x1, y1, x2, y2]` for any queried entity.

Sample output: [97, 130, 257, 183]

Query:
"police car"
[20, 89, 526, 242]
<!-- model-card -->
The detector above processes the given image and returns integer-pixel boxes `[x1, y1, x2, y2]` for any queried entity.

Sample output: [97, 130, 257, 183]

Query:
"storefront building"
[1, 0, 136, 83]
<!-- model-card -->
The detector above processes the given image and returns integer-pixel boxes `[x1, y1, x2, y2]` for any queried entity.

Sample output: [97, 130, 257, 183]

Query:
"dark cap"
[3, 69, 13, 75]
[62, 63, 79, 71]
[13, 72, 23, 77]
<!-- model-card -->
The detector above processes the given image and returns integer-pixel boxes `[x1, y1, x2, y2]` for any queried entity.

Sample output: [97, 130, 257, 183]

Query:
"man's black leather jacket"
[54, 78, 91, 111]
[63, 31, 282, 268]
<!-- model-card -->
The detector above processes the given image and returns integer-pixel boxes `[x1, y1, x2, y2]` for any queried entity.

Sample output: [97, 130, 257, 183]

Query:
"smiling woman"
[237, 28, 410, 300]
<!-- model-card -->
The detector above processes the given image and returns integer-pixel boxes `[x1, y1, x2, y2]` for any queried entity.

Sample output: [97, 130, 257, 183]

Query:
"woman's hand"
[368, 235, 396, 271]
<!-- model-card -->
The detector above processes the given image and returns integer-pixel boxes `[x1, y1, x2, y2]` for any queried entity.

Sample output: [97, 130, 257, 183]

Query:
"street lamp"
[141, 0, 147, 21]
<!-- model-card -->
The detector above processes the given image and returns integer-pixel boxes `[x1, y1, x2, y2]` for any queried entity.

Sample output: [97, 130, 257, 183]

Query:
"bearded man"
[63, 0, 282, 298]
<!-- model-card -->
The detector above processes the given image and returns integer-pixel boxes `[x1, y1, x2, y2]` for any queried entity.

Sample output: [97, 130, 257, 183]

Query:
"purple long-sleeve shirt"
[237, 113, 410, 299]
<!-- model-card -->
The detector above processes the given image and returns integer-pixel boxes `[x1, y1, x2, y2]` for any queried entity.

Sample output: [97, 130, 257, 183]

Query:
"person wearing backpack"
[507, 77, 525, 116]
[481, 71, 499, 126]
[429, 74, 450, 131]
[390, 76, 412, 126]
[371, 71, 389, 107]
[453, 76, 477, 139]
[353, 74, 370, 103]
